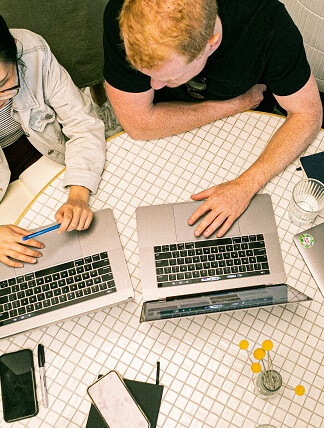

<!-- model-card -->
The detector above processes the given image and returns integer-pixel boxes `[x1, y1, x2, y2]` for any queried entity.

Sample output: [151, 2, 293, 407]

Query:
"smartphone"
[0, 349, 38, 423]
[87, 371, 150, 428]
[300, 151, 324, 183]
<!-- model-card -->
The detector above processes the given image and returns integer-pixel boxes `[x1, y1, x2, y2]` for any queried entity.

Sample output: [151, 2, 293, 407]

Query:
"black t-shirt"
[103, 0, 310, 103]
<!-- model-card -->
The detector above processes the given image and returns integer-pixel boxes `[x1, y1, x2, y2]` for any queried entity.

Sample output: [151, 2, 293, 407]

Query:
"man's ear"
[208, 33, 221, 50]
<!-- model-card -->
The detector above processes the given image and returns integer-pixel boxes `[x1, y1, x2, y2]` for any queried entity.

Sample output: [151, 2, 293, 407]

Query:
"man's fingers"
[202, 213, 229, 238]
[215, 215, 236, 238]
[193, 209, 219, 237]
[188, 202, 212, 226]
[190, 187, 214, 201]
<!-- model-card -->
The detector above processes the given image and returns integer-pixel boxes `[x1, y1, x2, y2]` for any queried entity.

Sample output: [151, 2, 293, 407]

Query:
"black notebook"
[85, 376, 164, 428]
[300, 151, 324, 183]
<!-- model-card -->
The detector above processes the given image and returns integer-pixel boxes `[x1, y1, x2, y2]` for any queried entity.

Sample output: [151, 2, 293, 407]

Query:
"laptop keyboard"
[154, 234, 270, 288]
[0, 251, 116, 326]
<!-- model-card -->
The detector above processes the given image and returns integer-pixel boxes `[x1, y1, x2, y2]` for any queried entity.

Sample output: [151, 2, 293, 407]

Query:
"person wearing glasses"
[0, 15, 106, 268]
[103, 0, 322, 238]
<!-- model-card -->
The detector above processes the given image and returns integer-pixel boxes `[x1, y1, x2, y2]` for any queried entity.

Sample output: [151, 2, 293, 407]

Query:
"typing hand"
[188, 179, 255, 238]
[55, 185, 92, 232]
[0, 225, 44, 268]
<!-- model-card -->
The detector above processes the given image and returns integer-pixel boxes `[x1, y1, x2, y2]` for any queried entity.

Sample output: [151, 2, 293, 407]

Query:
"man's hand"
[0, 225, 44, 268]
[238, 84, 267, 110]
[188, 179, 255, 238]
[55, 186, 93, 232]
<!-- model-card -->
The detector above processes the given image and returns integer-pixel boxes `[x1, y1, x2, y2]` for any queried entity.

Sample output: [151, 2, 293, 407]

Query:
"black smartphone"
[300, 151, 324, 184]
[0, 349, 38, 423]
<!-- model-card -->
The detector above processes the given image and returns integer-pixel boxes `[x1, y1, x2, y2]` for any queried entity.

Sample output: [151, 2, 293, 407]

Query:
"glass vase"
[254, 370, 282, 398]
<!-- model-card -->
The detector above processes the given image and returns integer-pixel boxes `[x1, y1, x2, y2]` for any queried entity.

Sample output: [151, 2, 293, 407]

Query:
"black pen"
[156, 361, 160, 385]
[38, 344, 49, 408]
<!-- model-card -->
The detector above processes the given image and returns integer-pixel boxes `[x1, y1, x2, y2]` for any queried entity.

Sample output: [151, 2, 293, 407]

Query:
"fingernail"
[41, 244, 45, 248]
[31, 258, 37, 263]
[194, 230, 200, 237]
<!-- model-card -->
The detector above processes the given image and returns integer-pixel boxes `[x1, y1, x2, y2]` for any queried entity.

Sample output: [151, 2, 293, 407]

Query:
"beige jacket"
[0, 29, 106, 202]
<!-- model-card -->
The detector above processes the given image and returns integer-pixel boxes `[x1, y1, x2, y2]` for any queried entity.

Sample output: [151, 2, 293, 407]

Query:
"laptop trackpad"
[173, 201, 241, 242]
[15, 230, 82, 275]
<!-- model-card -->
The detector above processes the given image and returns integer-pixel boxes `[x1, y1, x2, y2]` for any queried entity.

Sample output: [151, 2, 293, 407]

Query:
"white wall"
[281, 0, 324, 91]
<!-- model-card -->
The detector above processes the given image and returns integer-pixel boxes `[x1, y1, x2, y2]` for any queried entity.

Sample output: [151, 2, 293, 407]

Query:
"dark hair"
[0, 14, 17, 64]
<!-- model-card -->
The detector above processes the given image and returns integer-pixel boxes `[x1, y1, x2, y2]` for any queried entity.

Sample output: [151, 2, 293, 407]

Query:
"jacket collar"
[12, 55, 39, 111]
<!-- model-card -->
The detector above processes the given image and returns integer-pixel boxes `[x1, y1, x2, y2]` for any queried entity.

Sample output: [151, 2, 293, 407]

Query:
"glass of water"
[288, 179, 324, 226]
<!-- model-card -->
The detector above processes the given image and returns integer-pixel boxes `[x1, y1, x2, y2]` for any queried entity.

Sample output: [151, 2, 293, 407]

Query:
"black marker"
[38, 344, 49, 408]
[156, 361, 160, 385]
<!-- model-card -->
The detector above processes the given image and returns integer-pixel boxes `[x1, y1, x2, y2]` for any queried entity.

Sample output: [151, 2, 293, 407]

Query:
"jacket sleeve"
[0, 149, 11, 202]
[41, 40, 106, 194]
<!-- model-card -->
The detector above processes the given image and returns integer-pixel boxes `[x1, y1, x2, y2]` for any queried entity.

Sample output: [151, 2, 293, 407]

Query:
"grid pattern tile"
[0, 111, 323, 428]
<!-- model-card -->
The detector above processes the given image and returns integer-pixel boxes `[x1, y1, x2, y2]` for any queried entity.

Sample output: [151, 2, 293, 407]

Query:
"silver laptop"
[294, 222, 324, 297]
[136, 194, 311, 321]
[0, 209, 134, 338]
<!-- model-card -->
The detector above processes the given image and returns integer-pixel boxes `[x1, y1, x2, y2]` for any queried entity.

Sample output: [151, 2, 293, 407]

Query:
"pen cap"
[38, 344, 45, 367]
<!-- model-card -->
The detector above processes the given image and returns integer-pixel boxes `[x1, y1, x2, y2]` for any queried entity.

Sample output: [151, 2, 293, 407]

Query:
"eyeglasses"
[186, 77, 206, 99]
[0, 61, 20, 101]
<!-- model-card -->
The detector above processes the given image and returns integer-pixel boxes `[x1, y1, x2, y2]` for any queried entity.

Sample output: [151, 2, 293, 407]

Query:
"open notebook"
[0, 157, 64, 224]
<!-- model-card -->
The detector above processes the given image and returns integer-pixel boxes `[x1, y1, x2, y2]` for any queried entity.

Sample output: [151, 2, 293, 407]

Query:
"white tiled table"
[1, 111, 323, 428]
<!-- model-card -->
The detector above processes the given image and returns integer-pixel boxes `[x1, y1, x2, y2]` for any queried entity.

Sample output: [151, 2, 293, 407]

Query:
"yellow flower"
[253, 348, 266, 360]
[251, 362, 262, 373]
[239, 340, 249, 350]
[262, 340, 273, 351]
[295, 385, 305, 396]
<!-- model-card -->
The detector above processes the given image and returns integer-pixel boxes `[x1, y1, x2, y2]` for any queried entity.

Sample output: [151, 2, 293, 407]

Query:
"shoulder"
[10, 29, 50, 54]
[218, 0, 285, 24]
[104, 0, 124, 18]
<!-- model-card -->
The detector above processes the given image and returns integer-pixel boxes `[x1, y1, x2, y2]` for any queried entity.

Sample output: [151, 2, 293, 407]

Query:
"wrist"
[68, 185, 90, 202]
[235, 172, 262, 197]
[233, 93, 249, 113]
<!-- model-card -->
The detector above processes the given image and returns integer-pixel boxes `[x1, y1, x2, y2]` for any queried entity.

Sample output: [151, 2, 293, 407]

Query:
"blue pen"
[22, 223, 60, 241]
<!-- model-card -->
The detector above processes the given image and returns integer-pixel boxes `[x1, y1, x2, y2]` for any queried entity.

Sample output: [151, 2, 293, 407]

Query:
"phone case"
[300, 152, 324, 183]
[87, 370, 151, 428]
[0, 349, 38, 423]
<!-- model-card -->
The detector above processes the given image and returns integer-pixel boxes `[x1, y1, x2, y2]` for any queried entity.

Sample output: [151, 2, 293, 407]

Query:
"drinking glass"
[288, 179, 324, 226]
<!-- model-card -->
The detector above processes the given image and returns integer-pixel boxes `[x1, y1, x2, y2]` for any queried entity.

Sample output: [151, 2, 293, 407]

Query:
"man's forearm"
[236, 111, 322, 194]
[125, 84, 265, 140]
[144, 99, 243, 139]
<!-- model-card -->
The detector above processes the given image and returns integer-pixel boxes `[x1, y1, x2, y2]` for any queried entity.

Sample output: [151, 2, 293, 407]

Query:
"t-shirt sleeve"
[263, 3, 310, 96]
[103, 0, 151, 93]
